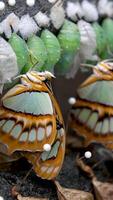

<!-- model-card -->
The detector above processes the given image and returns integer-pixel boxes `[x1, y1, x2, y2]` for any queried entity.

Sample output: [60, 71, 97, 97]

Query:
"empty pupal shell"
[0, 13, 19, 38]
[98, 0, 113, 17]
[0, 37, 18, 93]
[50, 4, 65, 29]
[66, 1, 83, 22]
[81, 0, 99, 22]
[34, 12, 50, 27]
[19, 15, 39, 39]
[78, 20, 97, 61]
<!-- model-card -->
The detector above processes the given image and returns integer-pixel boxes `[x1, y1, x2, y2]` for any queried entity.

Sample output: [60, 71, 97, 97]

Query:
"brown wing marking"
[23, 127, 65, 180]
[70, 99, 113, 149]
[0, 108, 56, 155]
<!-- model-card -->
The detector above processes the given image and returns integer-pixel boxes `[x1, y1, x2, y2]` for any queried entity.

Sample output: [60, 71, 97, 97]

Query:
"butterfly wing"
[23, 95, 65, 180]
[69, 80, 113, 149]
[0, 83, 57, 155]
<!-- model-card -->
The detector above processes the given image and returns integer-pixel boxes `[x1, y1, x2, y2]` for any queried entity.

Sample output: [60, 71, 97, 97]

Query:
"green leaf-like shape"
[92, 22, 107, 59]
[56, 20, 80, 75]
[102, 18, 113, 54]
[9, 33, 29, 72]
[25, 35, 47, 72]
[55, 52, 75, 75]
[41, 29, 61, 71]
[57, 19, 80, 53]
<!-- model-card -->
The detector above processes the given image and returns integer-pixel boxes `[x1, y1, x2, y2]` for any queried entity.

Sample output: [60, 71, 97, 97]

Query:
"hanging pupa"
[9, 33, 29, 72]
[55, 19, 80, 75]
[102, 18, 113, 55]
[92, 22, 107, 59]
[23, 35, 47, 73]
[41, 29, 61, 72]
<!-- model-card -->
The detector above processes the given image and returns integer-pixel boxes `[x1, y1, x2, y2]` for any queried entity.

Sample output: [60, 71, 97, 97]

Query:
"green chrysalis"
[92, 22, 107, 59]
[102, 18, 113, 55]
[56, 20, 80, 75]
[41, 29, 61, 71]
[9, 33, 29, 72]
[23, 35, 47, 73]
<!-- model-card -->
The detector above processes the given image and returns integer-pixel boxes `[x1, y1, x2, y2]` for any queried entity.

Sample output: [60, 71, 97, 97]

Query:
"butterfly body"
[68, 61, 113, 149]
[0, 71, 65, 180]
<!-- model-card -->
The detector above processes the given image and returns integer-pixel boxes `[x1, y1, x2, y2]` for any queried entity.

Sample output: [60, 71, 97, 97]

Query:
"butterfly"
[0, 71, 65, 180]
[68, 60, 113, 150]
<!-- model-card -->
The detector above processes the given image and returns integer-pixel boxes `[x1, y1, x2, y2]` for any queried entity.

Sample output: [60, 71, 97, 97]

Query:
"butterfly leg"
[76, 154, 95, 178]
[22, 124, 65, 180]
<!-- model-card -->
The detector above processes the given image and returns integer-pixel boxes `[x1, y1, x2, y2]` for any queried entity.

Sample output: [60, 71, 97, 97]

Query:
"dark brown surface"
[0, 147, 113, 200]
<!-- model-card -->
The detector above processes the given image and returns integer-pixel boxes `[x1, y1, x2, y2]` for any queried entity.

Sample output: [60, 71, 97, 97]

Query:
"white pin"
[68, 97, 76, 105]
[8, 0, 16, 6]
[84, 151, 92, 159]
[43, 144, 51, 152]
[0, 1, 5, 10]
[26, 0, 35, 7]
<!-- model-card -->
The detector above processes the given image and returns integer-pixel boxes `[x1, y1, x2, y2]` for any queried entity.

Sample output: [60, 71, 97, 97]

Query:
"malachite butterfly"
[0, 71, 65, 180]
[68, 60, 113, 150]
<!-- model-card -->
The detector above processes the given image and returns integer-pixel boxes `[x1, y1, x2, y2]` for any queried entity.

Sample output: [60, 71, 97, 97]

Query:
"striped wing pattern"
[70, 99, 113, 149]
[23, 127, 65, 180]
[0, 72, 65, 180]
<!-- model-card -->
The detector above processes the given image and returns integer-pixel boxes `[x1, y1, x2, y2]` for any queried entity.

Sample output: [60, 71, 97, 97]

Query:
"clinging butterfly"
[0, 71, 65, 180]
[68, 60, 113, 150]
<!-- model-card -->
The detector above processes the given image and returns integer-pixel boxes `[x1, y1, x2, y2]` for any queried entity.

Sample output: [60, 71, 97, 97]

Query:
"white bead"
[0, 196, 4, 200]
[43, 144, 51, 152]
[68, 97, 76, 105]
[8, 0, 16, 6]
[48, 0, 56, 3]
[84, 151, 92, 159]
[26, 0, 35, 7]
[0, 1, 5, 10]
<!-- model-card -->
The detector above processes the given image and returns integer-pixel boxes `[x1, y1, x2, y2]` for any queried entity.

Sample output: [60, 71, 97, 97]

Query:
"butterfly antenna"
[12, 155, 41, 197]
[80, 63, 94, 69]
[12, 74, 23, 81]
[11, 166, 34, 197]
[76, 154, 95, 178]
[28, 60, 40, 72]
[103, 58, 113, 63]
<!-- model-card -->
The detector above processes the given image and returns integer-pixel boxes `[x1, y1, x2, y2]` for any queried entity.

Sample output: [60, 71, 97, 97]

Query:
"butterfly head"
[80, 60, 113, 88]
[19, 71, 55, 86]
[94, 60, 113, 77]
